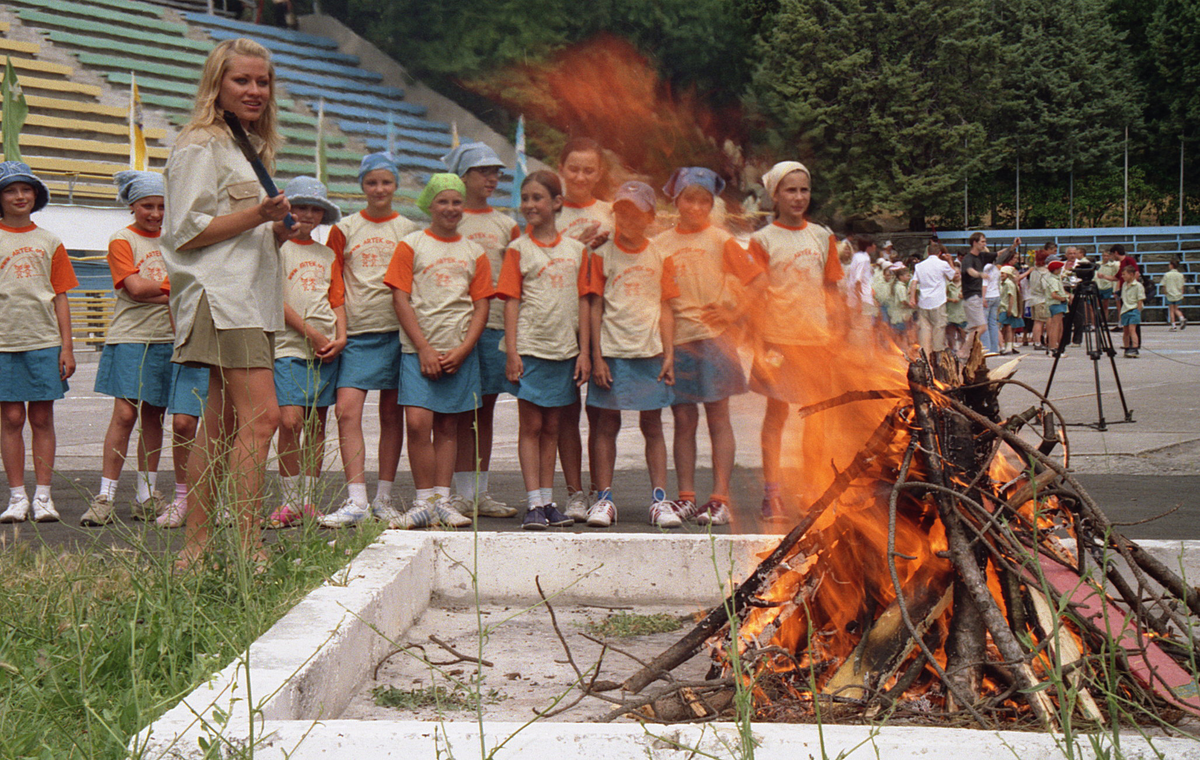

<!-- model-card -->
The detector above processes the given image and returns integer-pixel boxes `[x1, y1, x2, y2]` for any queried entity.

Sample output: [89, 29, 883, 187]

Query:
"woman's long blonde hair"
[183, 38, 280, 168]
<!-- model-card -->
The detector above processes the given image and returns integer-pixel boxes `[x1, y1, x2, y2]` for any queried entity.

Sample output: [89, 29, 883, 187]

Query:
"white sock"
[100, 476, 119, 500]
[415, 487, 436, 503]
[433, 486, 451, 499]
[136, 471, 156, 502]
[281, 475, 301, 507]
[540, 487, 554, 505]
[34, 484, 51, 501]
[347, 482, 368, 507]
[10, 486, 26, 501]
[527, 490, 542, 510]
[452, 471, 475, 498]
[375, 479, 393, 501]
[301, 475, 319, 502]
[477, 471, 489, 494]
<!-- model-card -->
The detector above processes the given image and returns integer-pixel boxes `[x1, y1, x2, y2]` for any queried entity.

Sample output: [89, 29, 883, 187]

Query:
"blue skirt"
[476, 327, 510, 397]
[1049, 303, 1068, 316]
[94, 342, 173, 407]
[999, 312, 1025, 328]
[167, 363, 210, 417]
[337, 331, 400, 391]
[274, 356, 339, 408]
[672, 336, 746, 405]
[397, 349, 482, 414]
[512, 355, 577, 408]
[587, 356, 674, 411]
[0, 347, 68, 402]
[1120, 309, 1141, 326]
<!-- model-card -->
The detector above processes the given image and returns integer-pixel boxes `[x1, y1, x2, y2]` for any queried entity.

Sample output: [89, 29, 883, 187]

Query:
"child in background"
[658, 167, 760, 526]
[1027, 250, 1050, 352]
[82, 171, 171, 526]
[270, 177, 346, 528]
[1045, 260, 1069, 351]
[945, 264, 966, 355]
[872, 260, 894, 328]
[997, 265, 1025, 354]
[587, 181, 680, 528]
[156, 364, 210, 528]
[1120, 266, 1145, 357]
[0, 162, 76, 523]
[1163, 259, 1186, 331]
[748, 161, 843, 521]
[321, 152, 416, 528]
[443, 142, 520, 519]
[496, 171, 591, 530]
[556, 138, 614, 520]
[1096, 247, 1121, 323]
[384, 174, 493, 528]
[889, 265, 914, 341]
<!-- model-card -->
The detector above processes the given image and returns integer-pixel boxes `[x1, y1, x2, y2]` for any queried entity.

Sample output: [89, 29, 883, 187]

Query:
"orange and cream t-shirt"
[106, 225, 172, 344]
[329, 210, 418, 335]
[747, 220, 842, 346]
[495, 233, 589, 361]
[656, 224, 762, 345]
[0, 222, 78, 352]
[383, 229, 493, 353]
[557, 199, 613, 246]
[278, 239, 343, 360]
[458, 207, 519, 331]
[591, 237, 680, 359]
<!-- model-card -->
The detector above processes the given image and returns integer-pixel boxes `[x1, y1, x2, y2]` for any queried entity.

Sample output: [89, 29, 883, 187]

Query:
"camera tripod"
[1043, 279, 1134, 431]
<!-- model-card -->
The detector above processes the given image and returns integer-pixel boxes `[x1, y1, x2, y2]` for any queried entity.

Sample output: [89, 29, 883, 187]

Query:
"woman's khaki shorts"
[172, 292, 275, 370]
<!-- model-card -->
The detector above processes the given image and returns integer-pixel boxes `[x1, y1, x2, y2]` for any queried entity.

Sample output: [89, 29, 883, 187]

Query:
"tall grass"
[0, 517, 383, 760]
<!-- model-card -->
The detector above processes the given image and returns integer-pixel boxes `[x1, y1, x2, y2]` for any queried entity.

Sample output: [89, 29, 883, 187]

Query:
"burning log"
[623, 349, 1200, 731]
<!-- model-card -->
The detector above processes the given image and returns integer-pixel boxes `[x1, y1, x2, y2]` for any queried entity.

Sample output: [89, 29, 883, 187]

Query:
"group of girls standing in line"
[0, 37, 846, 565]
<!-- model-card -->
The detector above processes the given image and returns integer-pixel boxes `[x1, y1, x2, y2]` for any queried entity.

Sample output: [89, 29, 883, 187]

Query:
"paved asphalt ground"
[3, 325, 1198, 550]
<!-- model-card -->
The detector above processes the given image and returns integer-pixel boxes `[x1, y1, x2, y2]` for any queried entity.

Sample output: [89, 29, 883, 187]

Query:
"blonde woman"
[162, 38, 294, 566]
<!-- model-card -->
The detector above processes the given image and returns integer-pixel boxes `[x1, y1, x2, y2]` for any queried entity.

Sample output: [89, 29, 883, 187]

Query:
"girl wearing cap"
[0, 162, 76, 524]
[1045, 260, 1069, 351]
[748, 161, 842, 523]
[997, 265, 1025, 355]
[442, 142, 520, 520]
[495, 171, 590, 529]
[81, 171, 172, 527]
[268, 177, 347, 528]
[161, 38, 294, 565]
[657, 167, 761, 526]
[586, 181, 681, 529]
[321, 152, 417, 528]
[383, 174, 493, 529]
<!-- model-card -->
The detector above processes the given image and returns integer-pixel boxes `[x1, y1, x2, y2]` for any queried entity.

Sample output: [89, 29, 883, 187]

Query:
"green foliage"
[371, 682, 505, 712]
[585, 612, 684, 638]
[0, 523, 382, 759]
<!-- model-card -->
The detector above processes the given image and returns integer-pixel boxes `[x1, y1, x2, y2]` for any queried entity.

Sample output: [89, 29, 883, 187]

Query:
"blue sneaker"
[523, 506, 548, 530]
[543, 503, 573, 527]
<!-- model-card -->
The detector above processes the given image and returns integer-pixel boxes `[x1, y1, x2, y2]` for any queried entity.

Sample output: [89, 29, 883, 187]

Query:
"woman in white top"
[162, 38, 294, 567]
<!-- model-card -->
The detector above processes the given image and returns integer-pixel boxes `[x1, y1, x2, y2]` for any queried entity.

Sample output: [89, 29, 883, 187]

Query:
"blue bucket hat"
[113, 170, 165, 206]
[441, 141, 506, 176]
[613, 181, 656, 214]
[357, 152, 400, 186]
[283, 175, 341, 225]
[662, 166, 725, 201]
[0, 161, 50, 213]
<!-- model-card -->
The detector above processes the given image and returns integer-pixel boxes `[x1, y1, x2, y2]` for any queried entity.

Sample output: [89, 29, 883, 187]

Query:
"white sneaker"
[371, 494, 404, 523]
[649, 499, 682, 529]
[156, 497, 187, 529]
[31, 494, 60, 523]
[472, 491, 518, 518]
[319, 498, 369, 528]
[396, 497, 436, 529]
[564, 491, 590, 523]
[433, 496, 472, 528]
[0, 493, 30, 523]
[586, 498, 617, 528]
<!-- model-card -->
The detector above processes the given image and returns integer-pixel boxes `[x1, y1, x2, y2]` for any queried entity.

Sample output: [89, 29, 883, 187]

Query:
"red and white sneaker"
[695, 499, 731, 526]
[649, 499, 682, 529]
[586, 498, 617, 528]
[267, 503, 319, 529]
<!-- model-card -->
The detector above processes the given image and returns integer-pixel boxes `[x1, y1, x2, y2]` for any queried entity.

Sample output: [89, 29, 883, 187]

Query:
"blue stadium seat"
[183, 12, 340, 49]
[204, 28, 360, 66]
[275, 68, 404, 100]
[338, 120, 453, 145]
[272, 52, 380, 81]
[282, 82, 425, 117]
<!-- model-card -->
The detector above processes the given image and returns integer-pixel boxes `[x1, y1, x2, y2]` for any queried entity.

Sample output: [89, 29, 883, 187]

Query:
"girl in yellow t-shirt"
[0, 162, 76, 524]
[495, 171, 591, 530]
[82, 171, 172, 527]
[384, 174, 494, 529]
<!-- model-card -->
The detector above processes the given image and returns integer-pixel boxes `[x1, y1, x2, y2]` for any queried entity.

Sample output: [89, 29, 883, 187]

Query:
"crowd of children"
[0, 40, 1189, 546]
